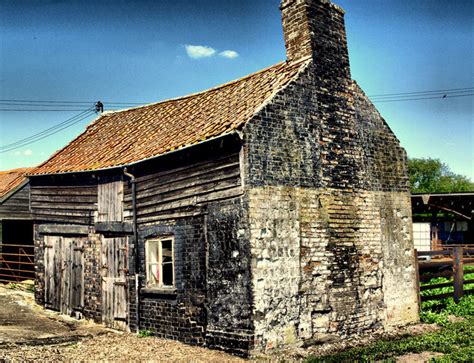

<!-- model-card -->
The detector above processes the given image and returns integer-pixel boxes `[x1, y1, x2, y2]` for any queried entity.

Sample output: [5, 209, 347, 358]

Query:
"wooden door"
[44, 236, 84, 315]
[101, 236, 128, 330]
[44, 235, 62, 310]
[61, 237, 85, 315]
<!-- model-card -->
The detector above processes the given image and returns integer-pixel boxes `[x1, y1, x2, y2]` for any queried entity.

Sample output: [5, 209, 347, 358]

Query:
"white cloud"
[14, 151, 21, 156]
[185, 45, 216, 59]
[219, 50, 239, 59]
[24, 149, 33, 156]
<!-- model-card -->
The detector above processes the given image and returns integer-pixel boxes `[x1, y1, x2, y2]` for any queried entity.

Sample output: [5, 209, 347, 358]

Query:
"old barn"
[0, 168, 34, 283]
[30, 0, 419, 356]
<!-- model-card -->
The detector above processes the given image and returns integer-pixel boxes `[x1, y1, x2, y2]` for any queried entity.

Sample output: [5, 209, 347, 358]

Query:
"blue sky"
[0, 0, 472, 179]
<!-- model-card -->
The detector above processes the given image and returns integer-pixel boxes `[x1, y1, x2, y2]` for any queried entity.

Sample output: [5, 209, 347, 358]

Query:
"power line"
[0, 109, 94, 112]
[0, 112, 95, 153]
[368, 87, 474, 98]
[372, 93, 474, 103]
[0, 108, 94, 149]
[0, 98, 147, 105]
[0, 108, 95, 153]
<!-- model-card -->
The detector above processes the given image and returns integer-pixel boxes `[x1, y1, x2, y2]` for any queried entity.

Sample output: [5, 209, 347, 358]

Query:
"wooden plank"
[134, 176, 240, 210]
[32, 195, 97, 203]
[421, 292, 453, 302]
[31, 202, 96, 211]
[417, 250, 451, 257]
[32, 209, 93, 217]
[129, 168, 241, 204]
[130, 162, 240, 199]
[133, 153, 239, 187]
[136, 185, 242, 218]
[420, 281, 453, 291]
[98, 181, 124, 223]
[31, 185, 97, 191]
[419, 261, 454, 268]
[38, 224, 89, 236]
[414, 249, 421, 312]
[95, 222, 133, 234]
[419, 270, 453, 282]
[453, 247, 464, 303]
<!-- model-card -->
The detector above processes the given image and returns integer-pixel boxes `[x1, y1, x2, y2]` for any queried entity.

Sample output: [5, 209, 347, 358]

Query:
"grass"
[306, 265, 474, 362]
[306, 317, 473, 362]
[138, 329, 153, 338]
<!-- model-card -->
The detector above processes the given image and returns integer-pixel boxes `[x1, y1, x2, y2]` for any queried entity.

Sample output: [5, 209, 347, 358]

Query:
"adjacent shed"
[0, 168, 34, 283]
[29, 0, 419, 356]
[412, 192, 474, 250]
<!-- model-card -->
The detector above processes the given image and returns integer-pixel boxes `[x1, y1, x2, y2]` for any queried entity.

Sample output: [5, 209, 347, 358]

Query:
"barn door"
[44, 236, 84, 315]
[62, 237, 85, 316]
[101, 236, 128, 330]
[44, 235, 62, 310]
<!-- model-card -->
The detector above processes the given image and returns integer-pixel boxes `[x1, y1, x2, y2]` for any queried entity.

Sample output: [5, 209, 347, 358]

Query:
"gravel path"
[0, 285, 242, 362]
[1, 332, 244, 362]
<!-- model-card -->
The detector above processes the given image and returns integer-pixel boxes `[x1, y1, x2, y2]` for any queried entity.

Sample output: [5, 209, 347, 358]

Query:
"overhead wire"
[372, 93, 474, 103]
[0, 108, 96, 153]
[368, 87, 474, 98]
[369, 87, 474, 103]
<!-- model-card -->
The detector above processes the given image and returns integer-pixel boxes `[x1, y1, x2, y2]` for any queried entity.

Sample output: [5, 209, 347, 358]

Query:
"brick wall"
[127, 201, 253, 356]
[241, 3, 419, 348]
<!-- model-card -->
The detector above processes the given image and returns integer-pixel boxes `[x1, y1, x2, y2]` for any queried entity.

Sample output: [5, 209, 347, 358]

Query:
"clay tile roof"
[0, 167, 32, 199]
[30, 59, 310, 175]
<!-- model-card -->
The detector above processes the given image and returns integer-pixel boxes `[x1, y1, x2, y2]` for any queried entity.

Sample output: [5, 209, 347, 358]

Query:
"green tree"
[408, 158, 474, 193]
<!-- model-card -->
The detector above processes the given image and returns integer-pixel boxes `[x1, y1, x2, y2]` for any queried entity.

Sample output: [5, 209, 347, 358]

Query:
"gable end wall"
[242, 61, 418, 352]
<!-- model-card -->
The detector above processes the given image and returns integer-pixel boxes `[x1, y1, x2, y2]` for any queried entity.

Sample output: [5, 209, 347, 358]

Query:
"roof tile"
[0, 168, 32, 198]
[30, 59, 309, 175]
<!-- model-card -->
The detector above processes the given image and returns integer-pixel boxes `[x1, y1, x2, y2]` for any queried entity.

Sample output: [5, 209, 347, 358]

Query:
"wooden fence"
[415, 247, 474, 304]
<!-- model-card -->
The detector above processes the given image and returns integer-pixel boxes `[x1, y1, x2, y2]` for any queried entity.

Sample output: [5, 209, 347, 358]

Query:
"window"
[145, 237, 174, 288]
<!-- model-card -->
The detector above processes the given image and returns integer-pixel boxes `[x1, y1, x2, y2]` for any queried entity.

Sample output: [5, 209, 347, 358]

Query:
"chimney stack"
[280, 0, 351, 80]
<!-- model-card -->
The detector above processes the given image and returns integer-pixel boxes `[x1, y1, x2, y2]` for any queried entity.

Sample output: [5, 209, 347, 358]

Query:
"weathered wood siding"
[98, 180, 123, 222]
[0, 184, 31, 220]
[125, 153, 243, 225]
[30, 184, 97, 225]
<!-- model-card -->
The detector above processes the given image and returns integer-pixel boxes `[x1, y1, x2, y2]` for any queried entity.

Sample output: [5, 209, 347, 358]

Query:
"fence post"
[413, 249, 421, 313]
[453, 246, 464, 303]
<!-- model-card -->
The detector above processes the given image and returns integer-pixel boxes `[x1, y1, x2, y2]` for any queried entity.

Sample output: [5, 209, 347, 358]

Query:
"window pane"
[162, 262, 173, 286]
[148, 241, 159, 264]
[161, 239, 173, 263]
[148, 263, 159, 285]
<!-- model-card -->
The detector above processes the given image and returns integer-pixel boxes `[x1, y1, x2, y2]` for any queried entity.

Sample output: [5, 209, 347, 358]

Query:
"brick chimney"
[280, 0, 351, 80]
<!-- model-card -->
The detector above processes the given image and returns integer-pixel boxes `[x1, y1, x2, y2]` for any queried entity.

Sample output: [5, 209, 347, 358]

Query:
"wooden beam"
[38, 224, 89, 236]
[95, 222, 133, 235]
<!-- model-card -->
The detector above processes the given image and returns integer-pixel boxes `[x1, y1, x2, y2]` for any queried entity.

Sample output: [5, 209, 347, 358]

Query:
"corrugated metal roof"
[30, 59, 310, 175]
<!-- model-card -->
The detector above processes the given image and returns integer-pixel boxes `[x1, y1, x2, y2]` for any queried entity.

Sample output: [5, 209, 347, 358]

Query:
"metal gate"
[44, 235, 84, 316]
[101, 236, 128, 330]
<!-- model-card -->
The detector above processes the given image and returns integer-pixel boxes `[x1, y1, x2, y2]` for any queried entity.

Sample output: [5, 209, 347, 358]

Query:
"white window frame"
[145, 237, 175, 288]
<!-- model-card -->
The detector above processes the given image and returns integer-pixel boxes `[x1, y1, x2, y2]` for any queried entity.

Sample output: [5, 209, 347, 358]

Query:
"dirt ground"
[0, 284, 442, 362]
[0, 285, 243, 362]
